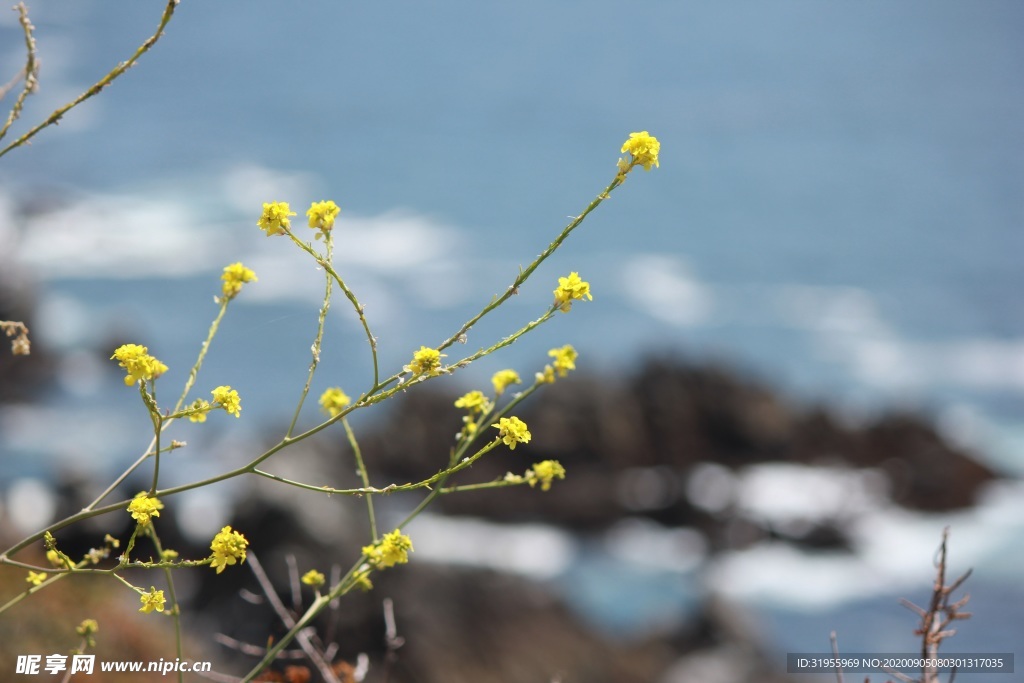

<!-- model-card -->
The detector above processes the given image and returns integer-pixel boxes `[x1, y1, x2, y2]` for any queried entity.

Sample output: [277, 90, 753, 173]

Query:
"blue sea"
[1, 0, 1022, 676]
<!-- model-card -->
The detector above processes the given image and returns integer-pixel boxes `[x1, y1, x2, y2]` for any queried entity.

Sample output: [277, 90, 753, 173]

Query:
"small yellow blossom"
[45, 549, 65, 568]
[128, 493, 163, 527]
[319, 387, 351, 417]
[461, 415, 479, 436]
[26, 571, 46, 586]
[553, 272, 592, 312]
[404, 346, 445, 376]
[209, 526, 248, 574]
[548, 345, 578, 377]
[161, 549, 179, 561]
[111, 344, 168, 386]
[620, 131, 661, 171]
[492, 416, 531, 450]
[362, 529, 413, 569]
[211, 386, 242, 417]
[220, 262, 258, 299]
[301, 569, 326, 587]
[454, 390, 491, 414]
[528, 460, 567, 491]
[491, 369, 521, 395]
[307, 200, 341, 232]
[257, 201, 296, 236]
[187, 399, 212, 423]
[76, 619, 99, 647]
[352, 568, 374, 592]
[139, 587, 166, 614]
[536, 365, 556, 384]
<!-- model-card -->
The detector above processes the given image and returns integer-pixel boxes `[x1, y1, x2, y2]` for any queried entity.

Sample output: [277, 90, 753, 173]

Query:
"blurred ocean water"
[1, 0, 1022, 665]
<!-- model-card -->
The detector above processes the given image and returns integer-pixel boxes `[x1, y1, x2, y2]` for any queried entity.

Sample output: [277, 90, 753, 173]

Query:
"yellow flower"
[111, 344, 168, 386]
[161, 549, 179, 561]
[549, 345, 578, 378]
[620, 131, 661, 171]
[528, 460, 566, 491]
[211, 386, 242, 417]
[362, 530, 413, 569]
[46, 549, 64, 568]
[220, 262, 258, 299]
[301, 569, 326, 587]
[26, 571, 46, 586]
[209, 526, 249, 574]
[404, 346, 445, 376]
[187, 399, 211, 423]
[127, 493, 164, 526]
[454, 390, 491, 414]
[491, 369, 521, 396]
[553, 272, 592, 312]
[319, 387, 351, 417]
[352, 568, 374, 592]
[535, 365, 556, 384]
[492, 416, 531, 450]
[139, 587, 166, 614]
[307, 200, 341, 232]
[76, 619, 99, 644]
[257, 201, 296, 236]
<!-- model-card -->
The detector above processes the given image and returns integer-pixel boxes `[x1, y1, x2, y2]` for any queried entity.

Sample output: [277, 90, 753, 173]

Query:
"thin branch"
[0, 0, 180, 160]
[246, 552, 341, 683]
[0, 3, 38, 141]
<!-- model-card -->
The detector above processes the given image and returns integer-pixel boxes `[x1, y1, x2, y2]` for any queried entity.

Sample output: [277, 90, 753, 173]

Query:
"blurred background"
[0, 1, 1022, 681]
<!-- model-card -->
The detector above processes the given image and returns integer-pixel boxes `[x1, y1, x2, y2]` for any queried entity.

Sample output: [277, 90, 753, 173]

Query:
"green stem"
[0, 0, 181, 160]
[172, 297, 230, 414]
[286, 235, 333, 438]
[0, 3, 38, 142]
[344, 417, 377, 541]
[285, 229, 380, 389]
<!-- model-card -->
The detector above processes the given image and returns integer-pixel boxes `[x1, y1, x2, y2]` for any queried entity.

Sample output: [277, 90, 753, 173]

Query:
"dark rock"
[355, 356, 998, 533]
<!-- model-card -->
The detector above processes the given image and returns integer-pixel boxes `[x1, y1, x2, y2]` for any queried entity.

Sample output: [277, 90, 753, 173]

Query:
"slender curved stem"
[0, 0, 181, 160]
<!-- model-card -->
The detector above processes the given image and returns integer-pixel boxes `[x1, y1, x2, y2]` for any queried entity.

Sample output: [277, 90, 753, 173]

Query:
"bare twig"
[246, 552, 342, 683]
[830, 630, 845, 683]
[380, 598, 404, 683]
[0, 3, 38, 141]
[213, 633, 307, 660]
[0, 66, 27, 102]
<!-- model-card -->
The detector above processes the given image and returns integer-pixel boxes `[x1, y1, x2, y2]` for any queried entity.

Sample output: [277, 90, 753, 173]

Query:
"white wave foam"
[621, 254, 712, 326]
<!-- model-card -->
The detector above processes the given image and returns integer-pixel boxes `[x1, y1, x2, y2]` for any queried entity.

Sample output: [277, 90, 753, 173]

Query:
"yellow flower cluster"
[491, 369, 521, 395]
[127, 493, 164, 526]
[220, 262, 258, 299]
[553, 272, 592, 312]
[257, 201, 296, 236]
[319, 387, 351, 417]
[111, 344, 168, 386]
[301, 569, 326, 587]
[405, 346, 445, 376]
[620, 131, 661, 171]
[454, 390, 491, 414]
[186, 398, 212, 423]
[536, 345, 578, 384]
[307, 200, 341, 232]
[549, 345, 578, 377]
[363, 529, 413, 569]
[139, 587, 166, 614]
[492, 416, 531, 450]
[26, 570, 45, 586]
[209, 526, 249, 574]
[528, 460, 567, 491]
[211, 386, 242, 417]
